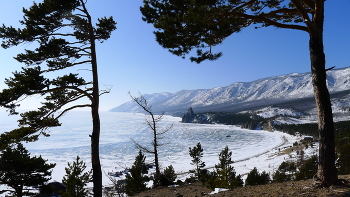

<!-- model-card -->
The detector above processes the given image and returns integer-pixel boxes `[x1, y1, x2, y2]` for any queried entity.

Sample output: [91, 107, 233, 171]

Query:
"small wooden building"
[300, 136, 314, 143]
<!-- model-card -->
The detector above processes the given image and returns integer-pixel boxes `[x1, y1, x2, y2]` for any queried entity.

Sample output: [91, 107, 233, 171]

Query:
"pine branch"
[42, 60, 92, 72]
[30, 85, 94, 102]
[55, 104, 91, 120]
[243, 13, 309, 32]
[290, 0, 315, 34]
[301, 0, 316, 11]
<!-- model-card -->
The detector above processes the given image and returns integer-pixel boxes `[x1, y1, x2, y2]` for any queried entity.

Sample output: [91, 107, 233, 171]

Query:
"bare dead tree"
[129, 92, 173, 187]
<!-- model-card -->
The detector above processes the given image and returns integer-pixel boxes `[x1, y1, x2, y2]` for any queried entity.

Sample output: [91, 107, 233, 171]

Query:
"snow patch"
[256, 106, 303, 118]
[210, 188, 229, 194]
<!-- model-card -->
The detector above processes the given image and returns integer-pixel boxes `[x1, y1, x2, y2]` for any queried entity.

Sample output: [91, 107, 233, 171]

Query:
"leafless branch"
[131, 138, 155, 154]
[99, 85, 112, 96]
[158, 123, 173, 136]
[128, 92, 174, 184]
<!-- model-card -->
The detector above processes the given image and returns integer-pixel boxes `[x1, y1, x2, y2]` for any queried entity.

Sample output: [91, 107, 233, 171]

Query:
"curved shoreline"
[235, 134, 289, 163]
[177, 130, 295, 178]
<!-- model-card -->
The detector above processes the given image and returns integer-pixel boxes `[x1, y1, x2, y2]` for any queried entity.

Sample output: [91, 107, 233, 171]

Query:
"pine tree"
[336, 137, 350, 175]
[125, 150, 149, 196]
[272, 170, 289, 183]
[62, 156, 92, 197]
[207, 146, 243, 190]
[189, 142, 206, 180]
[162, 165, 177, 185]
[295, 155, 318, 181]
[245, 167, 270, 186]
[0, 1, 116, 195]
[273, 161, 296, 183]
[141, 0, 338, 186]
[0, 143, 56, 197]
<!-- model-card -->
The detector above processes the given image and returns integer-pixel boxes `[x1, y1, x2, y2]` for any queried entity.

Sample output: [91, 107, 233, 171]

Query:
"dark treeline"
[183, 111, 265, 128]
[274, 120, 350, 175]
[274, 123, 318, 136]
[189, 111, 350, 140]
[212, 113, 256, 125]
[274, 120, 350, 138]
[184, 110, 350, 176]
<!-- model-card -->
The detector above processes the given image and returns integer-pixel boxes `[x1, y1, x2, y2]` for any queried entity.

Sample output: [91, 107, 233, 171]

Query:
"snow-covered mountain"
[109, 92, 173, 112]
[109, 67, 350, 115]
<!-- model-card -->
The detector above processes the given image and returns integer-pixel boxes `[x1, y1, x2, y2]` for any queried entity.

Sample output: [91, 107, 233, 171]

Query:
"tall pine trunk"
[309, 35, 338, 186]
[91, 42, 102, 196]
[91, 105, 102, 196]
[308, 1, 338, 186]
[85, 5, 102, 196]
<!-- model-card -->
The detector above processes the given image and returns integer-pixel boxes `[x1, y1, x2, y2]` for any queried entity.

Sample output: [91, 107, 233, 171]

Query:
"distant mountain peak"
[109, 66, 350, 115]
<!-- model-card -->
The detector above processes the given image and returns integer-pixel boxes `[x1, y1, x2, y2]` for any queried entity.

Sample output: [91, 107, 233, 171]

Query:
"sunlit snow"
[0, 111, 312, 190]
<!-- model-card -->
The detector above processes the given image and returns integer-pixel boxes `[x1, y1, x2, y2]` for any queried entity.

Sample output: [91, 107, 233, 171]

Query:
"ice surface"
[0, 111, 313, 193]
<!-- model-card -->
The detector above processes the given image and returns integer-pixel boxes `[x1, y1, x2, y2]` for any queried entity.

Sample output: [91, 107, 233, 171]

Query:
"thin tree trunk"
[91, 42, 102, 197]
[154, 126, 160, 186]
[309, 36, 338, 186]
[91, 106, 102, 196]
[84, 2, 102, 195]
[197, 165, 200, 180]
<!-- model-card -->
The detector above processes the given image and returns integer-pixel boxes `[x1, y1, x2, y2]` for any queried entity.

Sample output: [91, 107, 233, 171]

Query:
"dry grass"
[134, 175, 350, 197]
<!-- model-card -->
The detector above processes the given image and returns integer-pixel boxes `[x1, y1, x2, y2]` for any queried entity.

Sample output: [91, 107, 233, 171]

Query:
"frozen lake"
[0, 110, 300, 186]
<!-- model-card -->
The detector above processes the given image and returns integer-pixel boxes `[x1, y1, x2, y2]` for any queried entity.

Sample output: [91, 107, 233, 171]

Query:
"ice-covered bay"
[0, 110, 300, 186]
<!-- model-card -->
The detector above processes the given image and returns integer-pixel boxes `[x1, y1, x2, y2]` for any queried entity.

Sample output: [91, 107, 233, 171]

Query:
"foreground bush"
[273, 155, 318, 182]
[163, 165, 177, 182]
[273, 161, 296, 183]
[295, 155, 318, 181]
[245, 167, 270, 186]
[336, 137, 350, 175]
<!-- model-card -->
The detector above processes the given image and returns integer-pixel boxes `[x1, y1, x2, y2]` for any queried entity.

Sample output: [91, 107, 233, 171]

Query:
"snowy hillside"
[109, 92, 173, 112]
[110, 67, 350, 115]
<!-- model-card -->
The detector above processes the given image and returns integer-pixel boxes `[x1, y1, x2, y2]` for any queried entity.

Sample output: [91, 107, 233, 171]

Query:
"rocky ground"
[134, 175, 350, 197]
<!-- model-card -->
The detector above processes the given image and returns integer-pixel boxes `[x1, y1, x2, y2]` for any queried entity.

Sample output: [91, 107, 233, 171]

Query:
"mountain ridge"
[109, 67, 350, 115]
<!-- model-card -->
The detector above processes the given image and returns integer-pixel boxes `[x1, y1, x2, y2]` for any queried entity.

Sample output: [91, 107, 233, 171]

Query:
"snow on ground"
[210, 188, 229, 194]
[167, 129, 298, 181]
[232, 132, 318, 181]
[104, 129, 308, 193]
[273, 116, 317, 125]
[141, 130, 318, 194]
[255, 106, 304, 118]
[111, 130, 317, 188]
[0, 111, 320, 196]
[0, 129, 317, 197]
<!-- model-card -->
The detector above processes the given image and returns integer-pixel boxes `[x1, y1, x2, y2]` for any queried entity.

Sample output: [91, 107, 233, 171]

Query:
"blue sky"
[0, 0, 349, 111]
